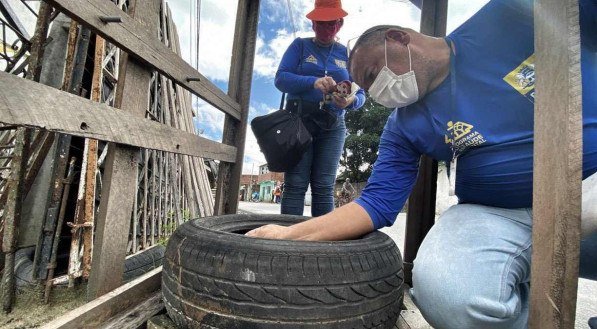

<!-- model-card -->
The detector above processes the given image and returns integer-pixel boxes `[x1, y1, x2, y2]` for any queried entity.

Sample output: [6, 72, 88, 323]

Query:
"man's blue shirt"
[275, 37, 366, 114]
[356, 0, 597, 229]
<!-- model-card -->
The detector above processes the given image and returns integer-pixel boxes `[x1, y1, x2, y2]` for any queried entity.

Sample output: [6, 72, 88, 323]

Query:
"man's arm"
[246, 202, 374, 241]
[247, 110, 421, 241]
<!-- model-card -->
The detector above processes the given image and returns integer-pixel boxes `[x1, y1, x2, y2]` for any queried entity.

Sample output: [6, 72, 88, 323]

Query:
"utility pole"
[251, 162, 255, 192]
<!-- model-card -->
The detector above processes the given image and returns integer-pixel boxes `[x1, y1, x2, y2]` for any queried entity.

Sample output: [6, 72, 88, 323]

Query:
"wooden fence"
[0, 0, 259, 320]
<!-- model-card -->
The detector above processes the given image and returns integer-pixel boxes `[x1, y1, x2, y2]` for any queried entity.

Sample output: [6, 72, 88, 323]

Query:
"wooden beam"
[101, 292, 164, 329]
[87, 0, 160, 299]
[0, 71, 236, 162]
[214, 0, 260, 215]
[43, 267, 162, 329]
[403, 0, 447, 285]
[44, 0, 241, 120]
[529, 0, 582, 328]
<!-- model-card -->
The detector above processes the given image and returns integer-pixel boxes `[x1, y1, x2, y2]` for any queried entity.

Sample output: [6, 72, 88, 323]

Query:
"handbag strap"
[279, 92, 286, 110]
[279, 38, 306, 114]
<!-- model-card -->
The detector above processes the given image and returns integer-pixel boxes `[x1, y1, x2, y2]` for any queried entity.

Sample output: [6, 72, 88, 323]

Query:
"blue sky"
[167, 0, 490, 174]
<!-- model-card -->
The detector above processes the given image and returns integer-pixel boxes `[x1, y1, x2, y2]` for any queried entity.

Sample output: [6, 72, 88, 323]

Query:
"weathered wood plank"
[43, 267, 162, 329]
[165, 15, 213, 216]
[100, 292, 164, 329]
[529, 0, 583, 328]
[44, 0, 241, 120]
[87, 144, 139, 297]
[0, 71, 236, 162]
[87, 0, 159, 299]
[214, 0, 260, 215]
[148, 314, 177, 329]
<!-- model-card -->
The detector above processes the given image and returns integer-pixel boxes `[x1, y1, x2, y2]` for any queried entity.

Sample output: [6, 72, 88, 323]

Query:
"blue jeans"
[411, 203, 596, 329]
[281, 118, 346, 217]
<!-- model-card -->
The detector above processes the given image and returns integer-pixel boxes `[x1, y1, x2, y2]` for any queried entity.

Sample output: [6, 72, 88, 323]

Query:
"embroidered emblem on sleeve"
[503, 54, 535, 103]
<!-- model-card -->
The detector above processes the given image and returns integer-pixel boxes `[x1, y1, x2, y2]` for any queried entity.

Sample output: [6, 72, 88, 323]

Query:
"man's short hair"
[348, 25, 405, 72]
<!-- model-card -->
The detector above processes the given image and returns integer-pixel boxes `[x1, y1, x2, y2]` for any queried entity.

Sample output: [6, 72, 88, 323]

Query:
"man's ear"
[385, 29, 410, 46]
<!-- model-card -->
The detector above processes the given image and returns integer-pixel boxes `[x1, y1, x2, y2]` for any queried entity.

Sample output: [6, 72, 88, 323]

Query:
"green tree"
[340, 100, 393, 182]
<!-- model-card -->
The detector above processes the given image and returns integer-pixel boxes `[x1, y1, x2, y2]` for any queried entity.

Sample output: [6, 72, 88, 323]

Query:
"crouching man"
[248, 0, 597, 328]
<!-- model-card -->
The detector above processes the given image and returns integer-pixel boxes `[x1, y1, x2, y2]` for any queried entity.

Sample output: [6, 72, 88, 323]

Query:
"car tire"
[123, 245, 165, 282]
[162, 214, 404, 329]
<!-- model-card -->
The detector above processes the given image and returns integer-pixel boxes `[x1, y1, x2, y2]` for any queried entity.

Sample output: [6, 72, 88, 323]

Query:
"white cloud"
[167, 0, 238, 82]
[242, 126, 266, 175]
[193, 99, 225, 141]
[241, 102, 277, 174]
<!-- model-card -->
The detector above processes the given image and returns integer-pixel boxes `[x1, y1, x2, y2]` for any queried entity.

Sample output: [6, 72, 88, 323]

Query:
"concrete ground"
[238, 201, 596, 329]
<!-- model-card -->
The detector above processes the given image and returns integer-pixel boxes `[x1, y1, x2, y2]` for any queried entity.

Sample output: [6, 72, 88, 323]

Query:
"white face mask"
[368, 41, 419, 108]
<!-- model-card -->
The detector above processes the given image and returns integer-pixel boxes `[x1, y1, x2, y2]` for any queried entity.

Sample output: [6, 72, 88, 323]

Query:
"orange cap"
[306, 0, 348, 21]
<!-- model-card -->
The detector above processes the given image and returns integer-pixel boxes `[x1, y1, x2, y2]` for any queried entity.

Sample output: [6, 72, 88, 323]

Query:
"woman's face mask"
[368, 40, 419, 108]
[313, 20, 342, 44]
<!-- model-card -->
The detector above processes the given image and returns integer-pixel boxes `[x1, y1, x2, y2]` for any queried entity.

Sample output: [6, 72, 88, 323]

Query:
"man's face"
[349, 41, 412, 92]
[350, 40, 425, 98]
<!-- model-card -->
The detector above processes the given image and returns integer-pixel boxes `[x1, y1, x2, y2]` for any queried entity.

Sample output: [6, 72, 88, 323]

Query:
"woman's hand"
[314, 76, 337, 94]
[246, 224, 292, 240]
[332, 94, 355, 109]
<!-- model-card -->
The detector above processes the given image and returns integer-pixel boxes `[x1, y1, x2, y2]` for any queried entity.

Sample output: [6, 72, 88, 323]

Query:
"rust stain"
[82, 35, 105, 279]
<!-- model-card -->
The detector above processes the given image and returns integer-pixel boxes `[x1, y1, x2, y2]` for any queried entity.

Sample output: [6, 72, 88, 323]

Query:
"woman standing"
[275, 0, 366, 216]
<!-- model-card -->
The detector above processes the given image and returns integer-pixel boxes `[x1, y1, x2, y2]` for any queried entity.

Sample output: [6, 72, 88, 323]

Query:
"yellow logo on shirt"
[503, 54, 535, 102]
[445, 121, 487, 153]
[305, 54, 318, 64]
[335, 59, 347, 69]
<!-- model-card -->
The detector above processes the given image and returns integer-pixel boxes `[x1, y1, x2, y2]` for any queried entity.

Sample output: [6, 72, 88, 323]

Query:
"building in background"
[239, 164, 283, 202]
[257, 164, 283, 202]
[239, 174, 259, 201]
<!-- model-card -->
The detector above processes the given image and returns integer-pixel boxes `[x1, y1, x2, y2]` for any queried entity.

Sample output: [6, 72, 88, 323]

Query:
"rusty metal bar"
[25, 2, 51, 82]
[82, 35, 105, 278]
[1, 127, 31, 313]
[142, 149, 148, 249]
[44, 157, 76, 303]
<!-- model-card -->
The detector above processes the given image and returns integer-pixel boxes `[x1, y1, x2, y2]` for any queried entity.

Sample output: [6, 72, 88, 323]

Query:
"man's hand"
[245, 202, 375, 241]
[245, 224, 291, 239]
[332, 94, 355, 109]
[314, 76, 337, 94]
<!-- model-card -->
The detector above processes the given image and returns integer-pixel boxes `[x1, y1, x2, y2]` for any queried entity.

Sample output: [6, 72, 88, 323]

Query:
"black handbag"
[250, 95, 312, 172]
[285, 99, 338, 135]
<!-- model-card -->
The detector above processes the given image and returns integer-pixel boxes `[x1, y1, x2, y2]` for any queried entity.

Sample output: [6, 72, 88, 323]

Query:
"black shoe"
[589, 317, 597, 329]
